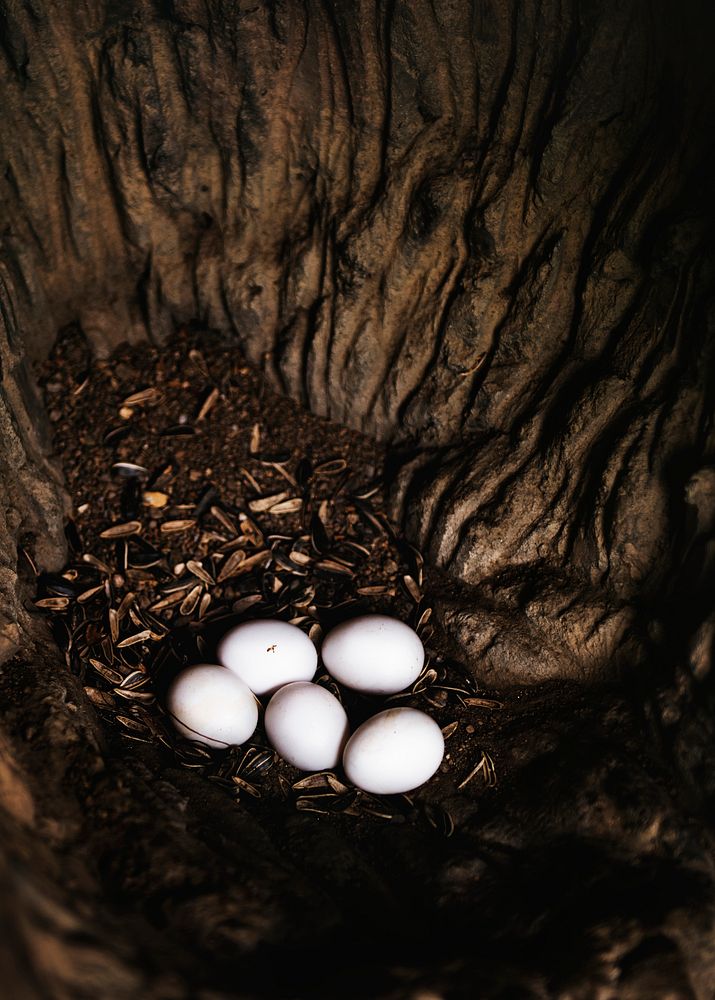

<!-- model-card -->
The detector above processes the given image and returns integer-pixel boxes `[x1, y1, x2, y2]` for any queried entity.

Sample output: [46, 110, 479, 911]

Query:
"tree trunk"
[1, 1, 714, 996]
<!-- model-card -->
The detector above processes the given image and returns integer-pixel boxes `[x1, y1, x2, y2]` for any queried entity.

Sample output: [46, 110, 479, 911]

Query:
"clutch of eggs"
[166, 614, 444, 795]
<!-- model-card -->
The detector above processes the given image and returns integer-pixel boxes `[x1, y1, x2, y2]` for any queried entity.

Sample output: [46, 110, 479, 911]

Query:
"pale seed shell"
[100, 522, 142, 539]
[160, 519, 196, 534]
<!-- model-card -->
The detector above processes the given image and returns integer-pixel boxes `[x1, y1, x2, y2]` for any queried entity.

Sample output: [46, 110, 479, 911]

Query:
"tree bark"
[0, 0, 714, 996]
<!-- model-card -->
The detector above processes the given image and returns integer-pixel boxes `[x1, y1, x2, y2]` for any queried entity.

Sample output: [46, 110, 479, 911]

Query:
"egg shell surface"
[342, 707, 444, 794]
[265, 682, 350, 771]
[166, 664, 258, 748]
[217, 619, 318, 696]
[321, 614, 425, 694]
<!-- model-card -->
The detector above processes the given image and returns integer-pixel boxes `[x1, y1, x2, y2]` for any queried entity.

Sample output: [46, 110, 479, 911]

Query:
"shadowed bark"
[0, 0, 714, 996]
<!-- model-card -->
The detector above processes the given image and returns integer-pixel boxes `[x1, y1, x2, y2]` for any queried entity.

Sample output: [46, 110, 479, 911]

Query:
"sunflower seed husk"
[357, 797, 394, 820]
[292, 772, 335, 792]
[314, 458, 347, 475]
[458, 751, 497, 790]
[100, 521, 142, 539]
[113, 688, 156, 704]
[326, 774, 350, 794]
[112, 462, 149, 478]
[232, 776, 261, 798]
[128, 607, 147, 629]
[103, 425, 131, 447]
[89, 658, 123, 686]
[42, 574, 78, 597]
[109, 607, 119, 642]
[187, 560, 214, 585]
[354, 499, 388, 536]
[241, 749, 275, 776]
[239, 467, 262, 493]
[413, 668, 438, 694]
[416, 607, 433, 630]
[295, 798, 329, 814]
[117, 630, 153, 648]
[248, 492, 289, 513]
[81, 554, 112, 575]
[84, 687, 116, 708]
[231, 593, 263, 615]
[441, 721, 459, 739]
[402, 574, 421, 603]
[150, 591, 186, 612]
[160, 519, 196, 534]
[463, 697, 504, 709]
[77, 584, 105, 604]
[122, 387, 161, 406]
[116, 592, 136, 621]
[271, 463, 298, 488]
[116, 715, 150, 733]
[210, 506, 238, 536]
[268, 498, 303, 515]
[34, 596, 71, 611]
[196, 386, 220, 421]
[240, 514, 264, 540]
[315, 560, 354, 576]
[217, 549, 247, 582]
[227, 549, 271, 579]
[120, 669, 149, 689]
[179, 585, 202, 616]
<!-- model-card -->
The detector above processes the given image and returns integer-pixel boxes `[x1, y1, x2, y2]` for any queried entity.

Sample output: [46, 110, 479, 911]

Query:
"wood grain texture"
[0, 0, 714, 996]
[1, 0, 713, 687]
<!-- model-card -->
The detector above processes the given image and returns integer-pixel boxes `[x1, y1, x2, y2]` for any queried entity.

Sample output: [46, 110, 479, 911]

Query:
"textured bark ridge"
[0, 268, 67, 659]
[1, 0, 714, 686]
[0, 1, 714, 997]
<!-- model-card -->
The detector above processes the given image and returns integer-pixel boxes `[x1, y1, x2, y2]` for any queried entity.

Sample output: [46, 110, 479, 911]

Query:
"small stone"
[466, 724, 475, 734]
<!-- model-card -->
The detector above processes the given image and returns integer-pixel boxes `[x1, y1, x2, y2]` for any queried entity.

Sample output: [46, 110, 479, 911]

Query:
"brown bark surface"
[0, 0, 714, 996]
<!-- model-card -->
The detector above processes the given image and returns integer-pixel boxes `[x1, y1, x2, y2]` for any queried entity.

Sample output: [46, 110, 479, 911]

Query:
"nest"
[32, 327, 501, 842]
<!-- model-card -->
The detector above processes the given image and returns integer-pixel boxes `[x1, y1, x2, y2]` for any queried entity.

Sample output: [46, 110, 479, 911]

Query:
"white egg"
[166, 664, 258, 748]
[217, 619, 318, 696]
[321, 614, 425, 694]
[264, 682, 350, 771]
[343, 707, 444, 794]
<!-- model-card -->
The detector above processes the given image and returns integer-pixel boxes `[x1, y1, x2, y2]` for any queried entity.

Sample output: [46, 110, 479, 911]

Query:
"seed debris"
[458, 750, 497, 790]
